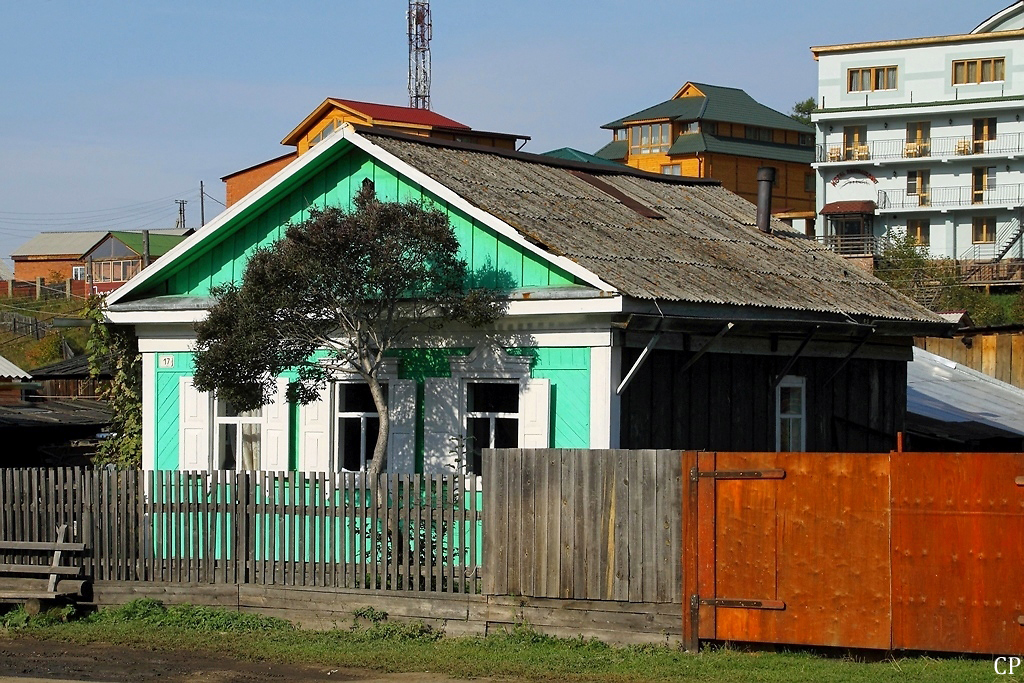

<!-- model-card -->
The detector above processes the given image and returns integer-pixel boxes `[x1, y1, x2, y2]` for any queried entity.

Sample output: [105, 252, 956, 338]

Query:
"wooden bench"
[0, 524, 88, 613]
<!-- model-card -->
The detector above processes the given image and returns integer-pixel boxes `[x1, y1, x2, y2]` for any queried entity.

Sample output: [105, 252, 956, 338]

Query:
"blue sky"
[0, 1, 1007, 266]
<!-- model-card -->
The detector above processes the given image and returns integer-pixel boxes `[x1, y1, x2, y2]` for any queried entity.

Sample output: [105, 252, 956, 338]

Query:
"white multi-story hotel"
[811, 2, 1024, 273]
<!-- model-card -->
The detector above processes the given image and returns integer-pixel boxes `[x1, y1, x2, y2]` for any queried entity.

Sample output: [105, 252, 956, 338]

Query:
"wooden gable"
[135, 139, 582, 300]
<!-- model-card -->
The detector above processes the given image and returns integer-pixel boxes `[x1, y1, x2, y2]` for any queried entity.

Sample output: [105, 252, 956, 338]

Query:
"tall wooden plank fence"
[0, 469, 482, 594]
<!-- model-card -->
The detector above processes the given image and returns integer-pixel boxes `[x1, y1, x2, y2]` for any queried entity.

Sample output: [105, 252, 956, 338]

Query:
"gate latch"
[691, 468, 786, 482]
[699, 598, 786, 610]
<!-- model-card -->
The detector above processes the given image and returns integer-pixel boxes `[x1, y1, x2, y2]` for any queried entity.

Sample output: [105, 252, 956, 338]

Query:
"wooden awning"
[820, 200, 877, 215]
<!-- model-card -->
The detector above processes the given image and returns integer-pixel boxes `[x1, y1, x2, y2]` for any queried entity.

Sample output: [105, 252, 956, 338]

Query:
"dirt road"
[0, 636, 490, 683]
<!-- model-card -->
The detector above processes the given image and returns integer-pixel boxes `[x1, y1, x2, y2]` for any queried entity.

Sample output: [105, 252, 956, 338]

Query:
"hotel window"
[776, 376, 806, 452]
[973, 216, 996, 244]
[799, 133, 814, 147]
[843, 125, 869, 160]
[680, 121, 699, 135]
[972, 166, 997, 204]
[613, 128, 628, 141]
[908, 218, 930, 246]
[661, 164, 682, 175]
[848, 66, 897, 92]
[703, 122, 717, 135]
[335, 382, 385, 472]
[905, 122, 931, 156]
[973, 117, 997, 152]
[629, 122, 672, 155]
[465, 382, 520, 476]
[907, 170, 930, 205]
[953, 57, 1005, 85]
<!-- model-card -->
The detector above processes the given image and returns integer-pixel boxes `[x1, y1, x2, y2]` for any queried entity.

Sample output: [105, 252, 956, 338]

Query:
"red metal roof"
[819, 200, 877, 215]
[332, 99, 471, 130]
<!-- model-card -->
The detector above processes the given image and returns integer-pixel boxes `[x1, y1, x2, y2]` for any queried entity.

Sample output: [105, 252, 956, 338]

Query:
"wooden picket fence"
[0, 468, 483, 594]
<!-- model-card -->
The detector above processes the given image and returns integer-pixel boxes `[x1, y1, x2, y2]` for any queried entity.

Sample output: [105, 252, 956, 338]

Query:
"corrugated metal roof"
[908, 347, 1024, 437]
[541, 147, 624, 167]
[106, 231, 189, 258]
[332, 99, 471, 129]
[0, 355, 30, 379]
[594, 140, 628, 160]
[603, 83, 812, 134]
[820, 201, 877, 215]
[667, 133, 813, 164]
[363, 131, 943, 324]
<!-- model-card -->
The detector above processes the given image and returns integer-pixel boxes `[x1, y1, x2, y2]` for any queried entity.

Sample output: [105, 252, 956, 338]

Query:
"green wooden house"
[105, 124, 949, 474]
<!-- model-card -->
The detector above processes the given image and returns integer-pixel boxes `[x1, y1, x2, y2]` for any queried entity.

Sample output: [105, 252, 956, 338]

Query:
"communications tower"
[408, 1, 432, 110]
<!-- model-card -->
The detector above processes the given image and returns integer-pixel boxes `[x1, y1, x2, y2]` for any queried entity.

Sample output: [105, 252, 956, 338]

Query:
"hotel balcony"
[877, 184, 1024, 211]
[816, 132, 1024, 164]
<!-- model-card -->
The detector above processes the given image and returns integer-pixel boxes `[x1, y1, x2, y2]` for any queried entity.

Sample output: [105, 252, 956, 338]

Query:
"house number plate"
[159, 355, 175, 369]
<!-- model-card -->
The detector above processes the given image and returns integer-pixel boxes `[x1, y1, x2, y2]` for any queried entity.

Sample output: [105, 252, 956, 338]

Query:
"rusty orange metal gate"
[683, 451, 1024, 654]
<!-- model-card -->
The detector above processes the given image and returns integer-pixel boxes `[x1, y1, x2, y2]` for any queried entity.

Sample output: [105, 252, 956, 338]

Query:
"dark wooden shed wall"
[619, 348, 907, 453]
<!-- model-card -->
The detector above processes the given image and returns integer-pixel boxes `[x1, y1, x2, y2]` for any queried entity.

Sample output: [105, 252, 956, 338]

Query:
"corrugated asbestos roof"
[10, 231, 108, 258]
[603, 83, 813, 134]
[667, 133, 814, 164]
[363, 131, 943, 323]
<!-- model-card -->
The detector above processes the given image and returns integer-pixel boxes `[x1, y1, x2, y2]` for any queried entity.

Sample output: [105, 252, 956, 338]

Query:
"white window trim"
[775, 375, 806, 453]
[333, 380, 385, 473]
[213, 400, 264, 471]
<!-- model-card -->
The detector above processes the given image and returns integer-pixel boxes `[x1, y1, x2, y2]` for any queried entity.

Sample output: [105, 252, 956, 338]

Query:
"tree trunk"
[365, 375, 389, 481]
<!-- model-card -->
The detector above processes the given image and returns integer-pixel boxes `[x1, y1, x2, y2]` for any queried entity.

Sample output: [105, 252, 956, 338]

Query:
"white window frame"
[775, 375, 806, 452]
[333, 380, 386, 473]
[213, 399, 264, 471]
[71, 266, 85, 281]
[463, 379, 521, 476]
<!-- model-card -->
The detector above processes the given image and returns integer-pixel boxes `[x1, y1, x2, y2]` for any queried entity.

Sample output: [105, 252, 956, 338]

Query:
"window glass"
[848, 66, 897, 92]
[908, 219, 930, 246]
[954, 58, 1005, 85]
[776, 377, 806, 452]
[468, 382, 518, 413]
[465, 381, 520, 476]
[335, 383, 385, 472]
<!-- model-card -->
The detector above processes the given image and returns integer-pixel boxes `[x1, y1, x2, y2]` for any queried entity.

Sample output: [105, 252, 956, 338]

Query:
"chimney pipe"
[756, 167, 776, 234]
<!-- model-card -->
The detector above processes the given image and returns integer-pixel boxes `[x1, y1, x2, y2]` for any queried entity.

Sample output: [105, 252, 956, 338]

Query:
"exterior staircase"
[958, 209, 1024, 284]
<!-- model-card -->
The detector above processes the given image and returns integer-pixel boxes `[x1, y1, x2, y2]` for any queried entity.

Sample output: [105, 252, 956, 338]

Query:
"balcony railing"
[815, 234, 883, 256]
[816, 132, 1024, 163]
[878, 184, 1024, 210]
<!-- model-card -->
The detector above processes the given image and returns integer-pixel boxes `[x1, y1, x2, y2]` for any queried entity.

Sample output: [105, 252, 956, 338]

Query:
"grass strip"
[0, 600, 1006, 683]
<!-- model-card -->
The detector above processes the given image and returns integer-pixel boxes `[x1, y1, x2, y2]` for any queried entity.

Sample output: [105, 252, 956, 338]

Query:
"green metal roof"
[603, 83, 812, 134]
[667, 133, 814, 164]
[541, 147, 625, 167]
[108, 231, 188, 258]
[593, 139, 628, 161]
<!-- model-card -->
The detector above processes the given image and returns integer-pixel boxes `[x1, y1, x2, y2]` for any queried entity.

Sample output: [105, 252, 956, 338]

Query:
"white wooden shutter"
[179, 377, 211, 471]
[422, 378, 460, 474]
[519, 378, 551, 448]
[387, 380, 417, 474]
[299, 384, 333, 472]
[261, 377, 290, 472]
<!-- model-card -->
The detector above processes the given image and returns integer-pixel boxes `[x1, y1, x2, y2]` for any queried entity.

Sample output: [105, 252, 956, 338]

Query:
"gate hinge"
[699, 598, 786, 610]
[691, 467, 786, 482]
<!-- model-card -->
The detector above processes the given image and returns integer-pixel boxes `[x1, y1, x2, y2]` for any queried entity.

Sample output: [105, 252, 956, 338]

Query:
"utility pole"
[200, 181, 206, 226]
[408, 1, 432, 110]
[175, 200, 187, 230]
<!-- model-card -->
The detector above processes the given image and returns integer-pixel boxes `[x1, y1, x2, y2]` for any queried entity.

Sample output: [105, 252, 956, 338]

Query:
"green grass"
[0, 600, 1012, 682]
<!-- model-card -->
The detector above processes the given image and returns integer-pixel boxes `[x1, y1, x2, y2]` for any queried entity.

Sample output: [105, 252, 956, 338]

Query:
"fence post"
[35, 277, 43, 300]
[65, 280, 72, 299]
[7, 279, 13, 298]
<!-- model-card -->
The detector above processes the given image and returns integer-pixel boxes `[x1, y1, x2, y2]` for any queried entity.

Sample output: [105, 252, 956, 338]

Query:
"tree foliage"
[790, 97, 816, 125]
[85, 296, 143, 468]
[192, 182, 508, 477]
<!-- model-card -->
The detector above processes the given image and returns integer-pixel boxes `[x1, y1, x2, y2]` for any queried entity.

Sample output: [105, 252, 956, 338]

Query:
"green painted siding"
[143, 146, 578, 299]
[509, 347, 591, 448]
[151, 345, 591, 473]
[152, 351, 195, 470]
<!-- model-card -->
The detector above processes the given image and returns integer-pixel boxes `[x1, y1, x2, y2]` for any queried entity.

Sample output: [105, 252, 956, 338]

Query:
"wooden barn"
[102, 124, 949, 474]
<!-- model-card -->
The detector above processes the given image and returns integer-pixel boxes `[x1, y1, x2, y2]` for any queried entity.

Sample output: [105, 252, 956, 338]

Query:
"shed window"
[776, 376, 806, 452]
